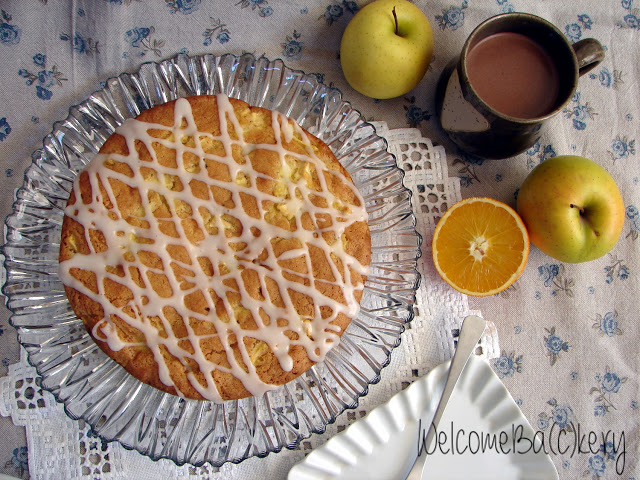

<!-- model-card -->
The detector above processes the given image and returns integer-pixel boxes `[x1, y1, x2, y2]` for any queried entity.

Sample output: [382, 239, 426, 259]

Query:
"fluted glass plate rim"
[2, 52, 422, 467]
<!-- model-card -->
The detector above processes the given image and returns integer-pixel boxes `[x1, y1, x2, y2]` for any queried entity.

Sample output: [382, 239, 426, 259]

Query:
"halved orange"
[432, 197, 529, 296]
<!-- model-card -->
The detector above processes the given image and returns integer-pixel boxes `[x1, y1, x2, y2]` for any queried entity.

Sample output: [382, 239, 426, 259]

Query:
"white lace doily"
[0, 124, 498, 480]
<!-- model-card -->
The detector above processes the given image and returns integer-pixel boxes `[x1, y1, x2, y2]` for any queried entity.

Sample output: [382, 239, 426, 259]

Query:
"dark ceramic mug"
[435, 12, 605, 159]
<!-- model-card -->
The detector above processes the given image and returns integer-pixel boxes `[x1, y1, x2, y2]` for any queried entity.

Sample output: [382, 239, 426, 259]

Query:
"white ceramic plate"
[288, 355, 558, 480]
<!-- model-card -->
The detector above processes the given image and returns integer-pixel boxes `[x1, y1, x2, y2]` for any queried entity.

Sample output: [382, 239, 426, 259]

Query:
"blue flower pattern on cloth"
[589, 67, 624, 89]
[165, 0, 202, 14]
[0, 117, 11, 142]
[126, 27, 150, 48]
[452, 152, 484, 188]
[592, 311, 623, 337]
[609, 135, 636, 162]
[590, 367, 628, 418]
[436, 1, 468, 30]
[492, 350, 523, 378]
[588, 441, 625, 478]
[537, 263, 574, 297]
[626, 205, 640, 240]
[18, 54, 67, 100]
[526, 140, 556, 168]
[496, 0, 516, 13]
[563, 92, 597, 130]
[203, 18, 231, 46]
[125, 26, 164, 57]
[537, 398, 575, 432]
[4, 446, 27, 477]
[60, 32, 100, 55]
[587, 454, 606, 477]
[319, 1, 358, 25]
[618, 0, 640, 29]
[543, 327, 569, 366]
[404, 96, 431, 127]
[321, 5, 343, 26]
[564, 14, 593, 43]
[281, 30, 304, 60]
[603, 254, 630, 284]
[0, 10, 20, 46]
[236, 0, 273, 18]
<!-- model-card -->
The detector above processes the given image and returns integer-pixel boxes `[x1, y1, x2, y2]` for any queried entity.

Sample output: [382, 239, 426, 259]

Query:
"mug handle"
[572, 38, 605, 76]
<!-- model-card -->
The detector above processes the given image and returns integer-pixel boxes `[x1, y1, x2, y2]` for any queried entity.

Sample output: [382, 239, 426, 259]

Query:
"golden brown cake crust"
[59, 94, 371, 402]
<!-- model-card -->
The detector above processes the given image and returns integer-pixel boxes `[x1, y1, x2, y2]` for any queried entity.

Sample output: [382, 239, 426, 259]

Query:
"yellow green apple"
[340, 0, 434, 99]
[516, 155, 625, 263]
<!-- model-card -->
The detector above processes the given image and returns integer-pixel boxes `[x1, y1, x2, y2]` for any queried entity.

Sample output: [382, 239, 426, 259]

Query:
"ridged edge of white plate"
[288, 355, 558, 480]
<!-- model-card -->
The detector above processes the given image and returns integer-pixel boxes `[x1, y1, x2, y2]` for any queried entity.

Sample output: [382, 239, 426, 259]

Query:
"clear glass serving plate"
[1, 53, 421, 467]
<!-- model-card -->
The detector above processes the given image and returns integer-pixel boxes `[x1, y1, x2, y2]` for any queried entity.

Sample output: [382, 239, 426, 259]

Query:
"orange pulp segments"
[431, 197, 529, 296]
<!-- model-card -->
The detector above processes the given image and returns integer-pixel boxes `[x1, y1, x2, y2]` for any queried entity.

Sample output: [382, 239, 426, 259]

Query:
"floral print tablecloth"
[0, 1, 638, 479]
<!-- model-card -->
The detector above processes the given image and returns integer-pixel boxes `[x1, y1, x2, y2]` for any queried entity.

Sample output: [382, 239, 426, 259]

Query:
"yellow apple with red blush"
[516, 155, 625, 263]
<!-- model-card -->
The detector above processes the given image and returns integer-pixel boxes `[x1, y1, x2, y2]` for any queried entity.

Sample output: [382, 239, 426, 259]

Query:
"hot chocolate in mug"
[435, 12, 605, 159]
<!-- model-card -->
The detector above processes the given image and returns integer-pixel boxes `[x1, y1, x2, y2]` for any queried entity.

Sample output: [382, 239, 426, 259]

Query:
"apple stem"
[392, 6, 399, 35]
[570, 204, 585, 215]
[571, 204, 601, 237]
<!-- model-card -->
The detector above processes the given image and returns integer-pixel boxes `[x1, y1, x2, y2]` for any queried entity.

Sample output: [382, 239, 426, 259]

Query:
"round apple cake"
[58, 94, 371, 402]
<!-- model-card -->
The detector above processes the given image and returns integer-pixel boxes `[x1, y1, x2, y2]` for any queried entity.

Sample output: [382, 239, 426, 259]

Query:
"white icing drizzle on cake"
[59, 95, 369, 402]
